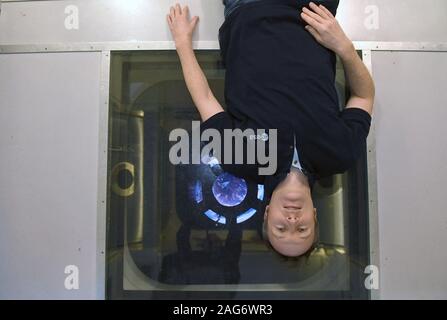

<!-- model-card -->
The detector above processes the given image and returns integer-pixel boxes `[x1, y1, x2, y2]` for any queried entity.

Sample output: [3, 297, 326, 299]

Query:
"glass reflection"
[212, 173, 248, 207]
[106, 51, 370, 299]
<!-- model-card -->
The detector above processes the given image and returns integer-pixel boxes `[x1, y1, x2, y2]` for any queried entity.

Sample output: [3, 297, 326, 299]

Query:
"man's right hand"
[300, 2, 354, 58]
[167, 3, 200, 49]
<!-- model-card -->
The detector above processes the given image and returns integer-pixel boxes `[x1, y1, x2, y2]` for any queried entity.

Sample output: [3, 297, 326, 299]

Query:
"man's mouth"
[284, 205, 302, 211]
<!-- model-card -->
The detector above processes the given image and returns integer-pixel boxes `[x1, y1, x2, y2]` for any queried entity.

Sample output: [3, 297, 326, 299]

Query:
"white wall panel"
[0, 51, 103, 299]
[372, 51, 447, 299]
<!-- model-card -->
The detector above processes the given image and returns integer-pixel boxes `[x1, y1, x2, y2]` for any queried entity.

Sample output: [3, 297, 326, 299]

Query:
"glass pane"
[106, 50, 370, 299]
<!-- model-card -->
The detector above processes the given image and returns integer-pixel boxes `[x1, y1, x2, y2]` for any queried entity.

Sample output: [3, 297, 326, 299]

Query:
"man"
[166, 0, 375, 257]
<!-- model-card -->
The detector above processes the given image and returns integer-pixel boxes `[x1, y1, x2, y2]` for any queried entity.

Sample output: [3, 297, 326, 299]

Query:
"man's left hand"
[300, 2, 353, 56]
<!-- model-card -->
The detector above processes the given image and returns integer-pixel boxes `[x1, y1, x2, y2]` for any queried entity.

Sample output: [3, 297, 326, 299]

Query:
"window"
[106, 50, 370, 299]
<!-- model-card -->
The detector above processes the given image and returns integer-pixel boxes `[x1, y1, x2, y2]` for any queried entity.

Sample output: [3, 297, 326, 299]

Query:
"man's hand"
[166, 3, 224, 121]
[301, 2, 375, 115]
[167, 3, 199, 48]
[301, 2, 353, 57]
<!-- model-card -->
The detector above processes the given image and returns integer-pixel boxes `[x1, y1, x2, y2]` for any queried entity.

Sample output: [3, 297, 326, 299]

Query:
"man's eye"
[277, 227, 285, 232]
[298, 227, 307, 233]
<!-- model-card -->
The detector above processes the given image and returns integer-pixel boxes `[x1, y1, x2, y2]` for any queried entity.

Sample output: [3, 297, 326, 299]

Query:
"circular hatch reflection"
[212, 172, 248, 207]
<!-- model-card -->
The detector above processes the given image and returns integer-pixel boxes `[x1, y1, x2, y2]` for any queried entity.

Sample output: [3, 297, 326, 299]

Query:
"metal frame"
[1, 41, 447, 53]
[95, 50, 111, 300]
[2, 41, 445, 300]
[361, 50, 380, 300]
[2, 0, 67, 2]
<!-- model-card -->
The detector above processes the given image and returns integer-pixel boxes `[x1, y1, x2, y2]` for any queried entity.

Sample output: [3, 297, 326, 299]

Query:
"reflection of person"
[159, 215, 243, 285]
[166, 0, 375, 257]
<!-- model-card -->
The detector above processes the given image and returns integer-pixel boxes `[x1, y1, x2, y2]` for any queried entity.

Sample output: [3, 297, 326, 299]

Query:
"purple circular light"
[212, 172, 248, 207]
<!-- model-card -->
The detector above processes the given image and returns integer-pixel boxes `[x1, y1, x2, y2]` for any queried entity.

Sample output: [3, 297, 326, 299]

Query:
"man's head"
[263, 169, 318, 257]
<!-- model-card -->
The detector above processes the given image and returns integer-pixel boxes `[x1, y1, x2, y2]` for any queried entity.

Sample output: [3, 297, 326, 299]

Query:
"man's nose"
[286, 216, 300, 223]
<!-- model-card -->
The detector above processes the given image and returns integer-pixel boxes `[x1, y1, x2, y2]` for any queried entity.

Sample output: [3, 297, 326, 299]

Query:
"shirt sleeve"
[200, 111, 235, 133]
[199, 111, 266, 183]
[340, 107, 372, 141]
[339, 107, 372, 162]
[199, 111, 239, 163]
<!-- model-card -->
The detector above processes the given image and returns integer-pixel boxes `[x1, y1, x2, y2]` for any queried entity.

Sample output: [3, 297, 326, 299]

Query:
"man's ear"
[264, 205, 269, 220]
[313, 207, 317, 219]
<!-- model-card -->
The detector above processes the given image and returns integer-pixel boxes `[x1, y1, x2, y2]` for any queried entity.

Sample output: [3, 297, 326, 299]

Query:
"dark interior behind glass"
[106, 50, 370, 300]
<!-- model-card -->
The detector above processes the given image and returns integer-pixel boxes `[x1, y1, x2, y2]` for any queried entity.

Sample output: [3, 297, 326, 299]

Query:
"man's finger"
[319, 4, 335, 19]
[305, 25, 321, 42]
[175, 3, 182, 16]
[190, 15, 199, 29]
[302, 7, 325, 24]
[301, 12, 322, 30]
[183, 5, 189, 17]
[309, 2, 330, 20]
[166, 14, 173, 28]
[170, 6, 175, 18]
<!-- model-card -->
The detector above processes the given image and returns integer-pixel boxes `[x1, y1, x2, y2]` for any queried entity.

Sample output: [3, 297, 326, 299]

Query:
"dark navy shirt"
[201, 0, 372, 200]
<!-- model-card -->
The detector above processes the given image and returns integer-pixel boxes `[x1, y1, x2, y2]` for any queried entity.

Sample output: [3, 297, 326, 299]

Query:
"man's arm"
[301, 2, 375, 115]
[337, 44, 375, 115]
[167, 3, 224, 121]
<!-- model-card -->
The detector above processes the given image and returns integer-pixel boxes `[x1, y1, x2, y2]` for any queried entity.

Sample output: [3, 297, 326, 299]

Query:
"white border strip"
[1, 41, 447, 53]
[96, 50, 110, 300]
[362, 50, 381, 300]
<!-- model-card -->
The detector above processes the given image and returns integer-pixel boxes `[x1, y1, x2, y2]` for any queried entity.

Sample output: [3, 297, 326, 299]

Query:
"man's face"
[264, 182, 317, 257]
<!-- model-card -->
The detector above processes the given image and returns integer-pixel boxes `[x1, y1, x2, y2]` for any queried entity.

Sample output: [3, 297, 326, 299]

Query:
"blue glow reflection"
[257, 184, 264, 201]
[204, 209, 227, 225]
[212, 173, 248, 207]
[189, 180, 203, 204]
[236, 208, 257, 224]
